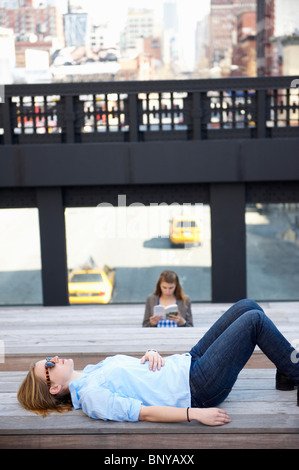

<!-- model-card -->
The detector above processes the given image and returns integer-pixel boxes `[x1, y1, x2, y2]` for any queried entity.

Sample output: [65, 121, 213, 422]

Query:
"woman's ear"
[49, 384, 62, 395]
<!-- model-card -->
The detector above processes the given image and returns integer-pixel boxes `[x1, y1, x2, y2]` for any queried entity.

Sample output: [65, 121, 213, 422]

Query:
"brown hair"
[153, 270, 187, 302]
[17, 363, 73, 417]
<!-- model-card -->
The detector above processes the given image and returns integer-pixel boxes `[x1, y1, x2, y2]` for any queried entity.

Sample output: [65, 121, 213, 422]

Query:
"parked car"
[68, 264, 115, 304]
[169, 217, 201, 246]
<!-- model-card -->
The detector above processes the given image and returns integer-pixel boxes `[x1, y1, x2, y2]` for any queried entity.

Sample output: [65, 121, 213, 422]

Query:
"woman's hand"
[149, 314, 162, 327]
[140, 350, 165, 371]
[168, 311, 186, 326]
[190, 407, 231, 426]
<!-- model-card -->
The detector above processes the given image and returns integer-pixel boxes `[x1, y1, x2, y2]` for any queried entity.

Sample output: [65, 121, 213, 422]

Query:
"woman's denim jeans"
[189, 299, 299, 408]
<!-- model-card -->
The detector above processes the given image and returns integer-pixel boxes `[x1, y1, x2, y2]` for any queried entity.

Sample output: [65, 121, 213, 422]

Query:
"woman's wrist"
[186, 407, 197, 422]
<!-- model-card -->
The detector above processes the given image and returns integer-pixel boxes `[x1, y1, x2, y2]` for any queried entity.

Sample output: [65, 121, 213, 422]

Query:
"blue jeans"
[189, 299, 299, 408]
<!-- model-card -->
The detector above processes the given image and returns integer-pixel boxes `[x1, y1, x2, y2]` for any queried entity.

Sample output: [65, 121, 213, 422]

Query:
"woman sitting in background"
[142, 270, 193, 327]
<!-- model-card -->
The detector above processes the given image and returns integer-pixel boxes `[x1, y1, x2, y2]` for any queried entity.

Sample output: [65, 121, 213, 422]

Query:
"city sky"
[84, 0, 210, 25]
[16, 0, 211, 71]
[83, 0, 211, 70]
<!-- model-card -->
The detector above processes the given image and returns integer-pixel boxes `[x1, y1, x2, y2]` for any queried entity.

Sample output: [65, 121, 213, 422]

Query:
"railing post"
[128, 93, 139, 141]
[192, 92, 202, 140]
[256, 89, 267, 138]
[2, 98, 13, 145]
[64, 95, 75, 143]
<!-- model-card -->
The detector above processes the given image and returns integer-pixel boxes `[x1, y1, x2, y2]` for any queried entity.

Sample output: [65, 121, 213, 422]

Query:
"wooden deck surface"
[0, 369, 298, 449]
[0, 301, 298, 449]
[1, 301, 299, 369]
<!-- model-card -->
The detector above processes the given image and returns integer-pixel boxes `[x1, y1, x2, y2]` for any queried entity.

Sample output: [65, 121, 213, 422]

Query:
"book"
[154, 303, 178, 319]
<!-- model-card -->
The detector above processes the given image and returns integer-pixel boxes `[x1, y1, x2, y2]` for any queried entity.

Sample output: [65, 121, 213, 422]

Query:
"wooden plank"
[0, 368, 279, 385]
[0, 369, 279, 387]
[1, 352, 274, 375]
[0, 433, 299, 449]
[0, 412, 298, 435]
[1, 394, 297, 416]
[0, 368, 277, 383]
[2, 389, 295, 409]
[0, 369, 282, 394]
[0, 302, 298, 330]
[0, 350, 275, 372]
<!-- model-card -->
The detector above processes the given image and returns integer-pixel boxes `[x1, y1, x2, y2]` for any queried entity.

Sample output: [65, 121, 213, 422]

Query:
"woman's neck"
[159, 294, 176, 305]
[67, 370, 84, 386]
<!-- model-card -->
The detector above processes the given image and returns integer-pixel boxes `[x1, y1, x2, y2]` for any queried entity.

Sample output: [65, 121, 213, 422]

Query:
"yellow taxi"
[68, 265, 115, 304]
[169, 217, 201, 246]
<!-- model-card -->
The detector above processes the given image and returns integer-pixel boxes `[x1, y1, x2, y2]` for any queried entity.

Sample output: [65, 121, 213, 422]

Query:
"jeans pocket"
[202, 388, 232, 407]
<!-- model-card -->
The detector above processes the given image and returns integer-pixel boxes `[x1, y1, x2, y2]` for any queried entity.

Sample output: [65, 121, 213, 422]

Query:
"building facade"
[210, 0, 256, 68]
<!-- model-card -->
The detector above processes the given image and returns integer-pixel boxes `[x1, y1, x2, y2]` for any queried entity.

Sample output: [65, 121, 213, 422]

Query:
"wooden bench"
[0, 369, 298, 449]
[0, 302, 298, 449]
[1, 301, 298, 370]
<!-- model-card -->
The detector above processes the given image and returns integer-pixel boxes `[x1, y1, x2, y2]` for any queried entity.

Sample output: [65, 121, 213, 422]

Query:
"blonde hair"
[17, 363, 73, 417]
[153, 270, 187, 303]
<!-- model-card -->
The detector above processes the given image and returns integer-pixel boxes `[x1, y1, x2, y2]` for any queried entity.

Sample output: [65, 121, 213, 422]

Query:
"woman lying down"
[17, 300, 299, 426]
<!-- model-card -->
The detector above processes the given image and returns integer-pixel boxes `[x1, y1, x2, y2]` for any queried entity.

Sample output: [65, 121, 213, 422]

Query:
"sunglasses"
[45, 357, 56, 389]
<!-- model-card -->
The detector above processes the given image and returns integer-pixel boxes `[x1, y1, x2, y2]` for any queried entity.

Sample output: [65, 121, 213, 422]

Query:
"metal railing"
[1, 76, 298, 145]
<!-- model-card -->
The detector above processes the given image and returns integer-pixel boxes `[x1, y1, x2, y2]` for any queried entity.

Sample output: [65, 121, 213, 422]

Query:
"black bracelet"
[186, 407, 191, 422]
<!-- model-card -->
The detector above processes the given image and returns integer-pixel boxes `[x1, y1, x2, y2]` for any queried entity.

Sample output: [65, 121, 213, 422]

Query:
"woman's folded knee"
[236, 298, 264, 313]
[243, 309, 265, 336]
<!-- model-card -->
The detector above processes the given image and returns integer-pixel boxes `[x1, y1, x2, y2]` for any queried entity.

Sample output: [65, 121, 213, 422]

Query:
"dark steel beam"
[0, 76, 298, 305]
[36, 188, 69, 306]
[210, 183, 246, 302]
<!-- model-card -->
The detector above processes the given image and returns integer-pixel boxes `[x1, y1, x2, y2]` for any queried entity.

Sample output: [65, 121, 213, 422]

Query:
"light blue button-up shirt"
[69, 353, 191, 422]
